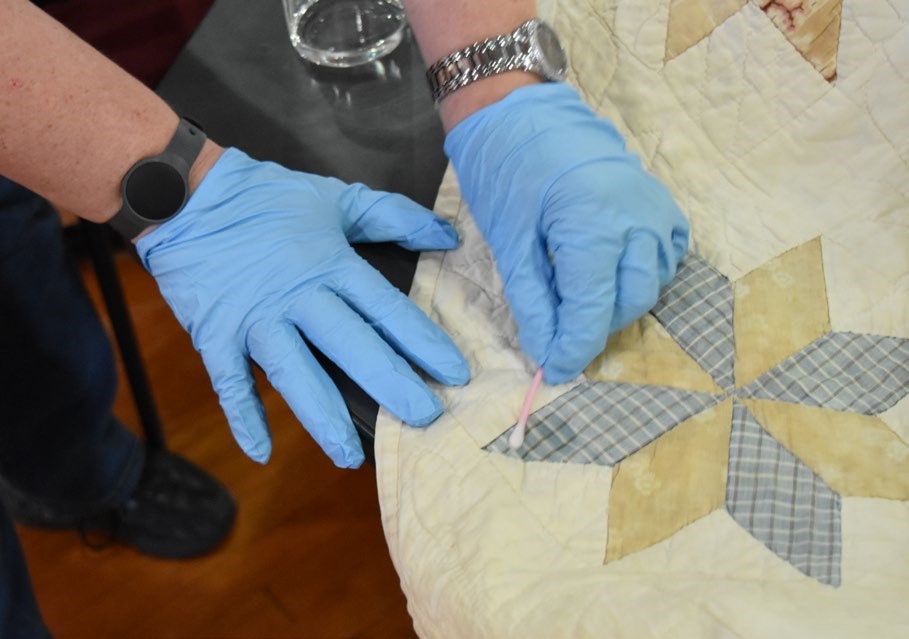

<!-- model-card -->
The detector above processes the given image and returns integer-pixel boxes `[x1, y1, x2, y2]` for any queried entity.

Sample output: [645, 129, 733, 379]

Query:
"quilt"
[376, 1, 909, 637]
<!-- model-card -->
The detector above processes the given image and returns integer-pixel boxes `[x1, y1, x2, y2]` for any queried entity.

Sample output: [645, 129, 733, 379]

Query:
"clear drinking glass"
[282, 0, 407, 68]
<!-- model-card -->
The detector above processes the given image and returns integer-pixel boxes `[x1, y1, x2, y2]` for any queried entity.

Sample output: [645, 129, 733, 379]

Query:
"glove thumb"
[340, 185, 459, 251]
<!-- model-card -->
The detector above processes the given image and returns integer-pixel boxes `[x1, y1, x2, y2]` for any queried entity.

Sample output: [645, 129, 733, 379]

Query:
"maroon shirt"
[36, 0, 215, 87]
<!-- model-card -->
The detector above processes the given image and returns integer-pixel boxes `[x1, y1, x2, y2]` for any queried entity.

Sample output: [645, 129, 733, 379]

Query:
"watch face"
[125, 160, 187, 221]
[534, 22, 568, 81]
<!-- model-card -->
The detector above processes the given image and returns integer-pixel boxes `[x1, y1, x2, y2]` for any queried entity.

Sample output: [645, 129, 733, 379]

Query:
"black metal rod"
[80, 221, 166, 451]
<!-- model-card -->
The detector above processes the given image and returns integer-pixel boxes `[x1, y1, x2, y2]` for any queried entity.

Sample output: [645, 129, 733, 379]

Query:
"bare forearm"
[404, 0, 540, 132]
[0, 0, 220, 222]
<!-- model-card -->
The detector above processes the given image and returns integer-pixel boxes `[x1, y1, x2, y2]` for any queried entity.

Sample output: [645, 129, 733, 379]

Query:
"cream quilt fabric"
[375, 1, 909, 637]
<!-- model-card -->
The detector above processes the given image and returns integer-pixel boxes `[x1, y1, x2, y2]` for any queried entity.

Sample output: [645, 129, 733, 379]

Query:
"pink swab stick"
[509, 368, 544, 450]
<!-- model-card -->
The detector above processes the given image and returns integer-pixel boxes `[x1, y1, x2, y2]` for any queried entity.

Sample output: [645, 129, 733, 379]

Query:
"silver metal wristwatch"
[426, 18, 569, 105]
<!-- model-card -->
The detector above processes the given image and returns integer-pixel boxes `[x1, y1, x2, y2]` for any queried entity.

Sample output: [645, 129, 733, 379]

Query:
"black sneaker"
[5, 450, 236, 560]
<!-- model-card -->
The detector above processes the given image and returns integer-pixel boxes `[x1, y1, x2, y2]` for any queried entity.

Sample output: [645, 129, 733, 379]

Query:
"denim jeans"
[0, 509, 50, 639]
[0, 176, 144, 637]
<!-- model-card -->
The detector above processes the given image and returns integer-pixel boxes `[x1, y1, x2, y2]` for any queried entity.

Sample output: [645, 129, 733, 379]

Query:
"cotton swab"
[509, 367, 544, 450]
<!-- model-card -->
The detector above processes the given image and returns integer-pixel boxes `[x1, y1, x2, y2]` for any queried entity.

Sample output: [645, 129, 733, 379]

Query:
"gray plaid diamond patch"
[726, 401, 841, 586]
[484, 381, 720, 466]
[740, 332, 909, 415]
[652, 255, 735, 392]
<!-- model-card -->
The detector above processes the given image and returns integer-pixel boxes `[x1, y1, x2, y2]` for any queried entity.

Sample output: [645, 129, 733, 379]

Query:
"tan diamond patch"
[605, 400, 732, 563]
[586, 314, 723, 394]
[734, 238, 831, 387]
[743, 398, 909, 500]
[665, 0, 748, 60]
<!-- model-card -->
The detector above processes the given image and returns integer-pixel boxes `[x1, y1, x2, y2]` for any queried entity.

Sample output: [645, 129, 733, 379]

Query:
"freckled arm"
[0, 0, 221, 222]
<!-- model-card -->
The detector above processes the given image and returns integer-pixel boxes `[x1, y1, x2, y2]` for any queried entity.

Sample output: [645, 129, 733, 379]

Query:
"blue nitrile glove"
[445, 83, 689, 385]
[136, 148, 470, 468]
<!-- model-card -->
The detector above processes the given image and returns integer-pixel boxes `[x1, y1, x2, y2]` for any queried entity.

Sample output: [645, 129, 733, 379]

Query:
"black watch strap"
[108, 117, 207, 240]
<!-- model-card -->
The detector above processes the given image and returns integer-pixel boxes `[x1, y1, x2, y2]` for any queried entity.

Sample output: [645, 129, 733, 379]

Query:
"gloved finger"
[291, 286, 444, 427]
[671, 220, 690, 269]
[628, 175, 689, 283]
[544, 222, 621, 385]
[339, 184, 459, 252]
[332, 258, 470, 386]
[247, 319, 365, 469]
[497, 234, 559, 367]
[609, 233, 663, 334]
[199, 344, 271, 464]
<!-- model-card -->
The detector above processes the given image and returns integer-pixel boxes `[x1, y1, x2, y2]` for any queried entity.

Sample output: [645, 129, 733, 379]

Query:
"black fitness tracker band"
[108, 117, 207, 240]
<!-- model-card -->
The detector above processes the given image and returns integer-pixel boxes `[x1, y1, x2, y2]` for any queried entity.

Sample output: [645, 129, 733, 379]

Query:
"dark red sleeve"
[35, 0, 215, 87]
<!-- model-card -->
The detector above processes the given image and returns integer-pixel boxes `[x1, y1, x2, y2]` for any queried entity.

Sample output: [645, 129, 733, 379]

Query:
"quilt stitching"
[484, 239, 909, 586]
[837, 5, 909, 168]
[665, 0, 844, 81]
[673, 16, 830, 163]
[382, 4, 909, 634]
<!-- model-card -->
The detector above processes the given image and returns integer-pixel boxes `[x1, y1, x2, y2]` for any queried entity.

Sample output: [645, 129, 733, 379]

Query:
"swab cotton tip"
[507, 425, 525, 450]
[509, 368, 544, 450]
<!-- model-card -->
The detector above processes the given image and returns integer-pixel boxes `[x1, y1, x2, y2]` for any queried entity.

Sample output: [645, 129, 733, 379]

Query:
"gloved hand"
[136, 148, 470, 468]
[445, 83, 689, 384]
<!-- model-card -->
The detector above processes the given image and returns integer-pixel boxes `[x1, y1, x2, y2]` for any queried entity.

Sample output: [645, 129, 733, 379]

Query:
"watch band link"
[426, 21, 537, 105]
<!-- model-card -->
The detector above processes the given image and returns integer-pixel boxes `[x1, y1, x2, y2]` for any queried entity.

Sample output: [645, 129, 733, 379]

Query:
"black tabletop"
[156, 0, 448, 462]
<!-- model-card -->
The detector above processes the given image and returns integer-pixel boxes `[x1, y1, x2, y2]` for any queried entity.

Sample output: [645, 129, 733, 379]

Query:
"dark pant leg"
[0, 177, 143, 521]
[0, 503, 51, 639]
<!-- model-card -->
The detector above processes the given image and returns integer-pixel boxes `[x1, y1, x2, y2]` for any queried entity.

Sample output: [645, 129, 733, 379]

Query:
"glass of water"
[282, 0, 407, 68]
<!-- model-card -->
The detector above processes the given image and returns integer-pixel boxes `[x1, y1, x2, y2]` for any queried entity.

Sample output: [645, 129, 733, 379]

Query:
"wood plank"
[17, 253, 416, 638]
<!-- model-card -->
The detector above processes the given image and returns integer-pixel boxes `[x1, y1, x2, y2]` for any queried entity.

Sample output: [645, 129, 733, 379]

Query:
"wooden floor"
[16, 251, 418, 639]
